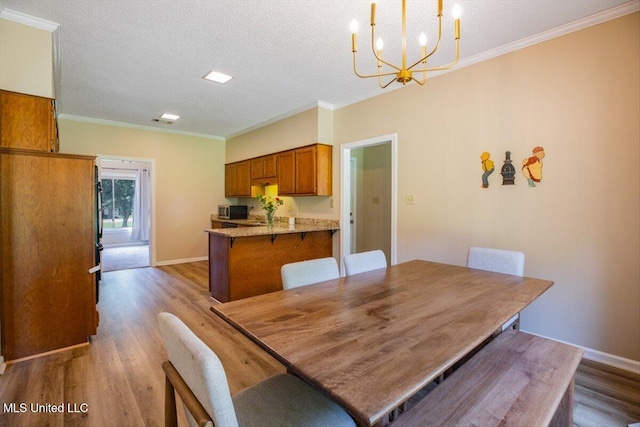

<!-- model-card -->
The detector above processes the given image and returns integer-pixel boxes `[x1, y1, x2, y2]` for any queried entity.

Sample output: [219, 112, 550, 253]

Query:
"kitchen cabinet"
[224, 161, 251, 197]
[278, 144, 332, 196]
[0, 90, 58, 153]
[226, 144, 332, 197]
[0, 148, 98, 361]
[250, 154, 277, 181]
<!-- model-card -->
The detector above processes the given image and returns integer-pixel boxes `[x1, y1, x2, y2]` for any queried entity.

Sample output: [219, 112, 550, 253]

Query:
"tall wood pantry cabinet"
[0, 104, 98, 360]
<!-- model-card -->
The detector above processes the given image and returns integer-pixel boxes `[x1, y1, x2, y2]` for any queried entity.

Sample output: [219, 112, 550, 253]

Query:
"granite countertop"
[207, 214, 339, 237]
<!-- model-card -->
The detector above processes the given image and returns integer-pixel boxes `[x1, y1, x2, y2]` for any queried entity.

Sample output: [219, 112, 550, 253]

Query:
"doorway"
[340, 134, 397, 274]
[98, 157, 153, 272]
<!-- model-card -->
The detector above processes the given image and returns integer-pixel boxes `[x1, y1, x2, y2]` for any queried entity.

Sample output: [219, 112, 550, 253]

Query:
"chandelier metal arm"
[420, 39, 460, 72]
[370, 24, 401, 72]
[352, 53, 403, 79]
[379, 75, 397, 89]
[407, 15, 444, 71]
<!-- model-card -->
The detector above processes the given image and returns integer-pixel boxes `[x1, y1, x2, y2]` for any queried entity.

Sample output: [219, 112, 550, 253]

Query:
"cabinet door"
[263, 154, 277, 178]
[235, 161, 251, 197]
[276, 150, 296, 195]
[250, 158, 264, 180]
[295, 146, 317, 195]
[225, 164, 237, 197]
[0, 90, 56, 152]
[0, 150, 96, 360]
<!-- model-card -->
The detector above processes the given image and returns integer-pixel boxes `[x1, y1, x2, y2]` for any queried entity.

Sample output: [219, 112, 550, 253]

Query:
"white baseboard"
[522, 329, 640, 374]
[154, 256, 208, 267]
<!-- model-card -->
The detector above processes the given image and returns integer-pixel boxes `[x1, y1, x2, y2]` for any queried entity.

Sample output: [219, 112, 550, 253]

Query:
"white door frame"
[96, 155, 156, 267]
[340, 133, 398, 274]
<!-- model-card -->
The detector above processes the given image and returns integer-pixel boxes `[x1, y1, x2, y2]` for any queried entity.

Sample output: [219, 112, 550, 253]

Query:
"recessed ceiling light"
[203, 70, 233, 84]
[160, 113, 180, 121]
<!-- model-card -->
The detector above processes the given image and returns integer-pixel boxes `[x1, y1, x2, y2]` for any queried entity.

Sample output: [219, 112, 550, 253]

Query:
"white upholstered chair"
[281, 257, 340, 290]
[466, 247, 525, 331]
[343, 250, 387, 276]
[158, 312, 355, 427]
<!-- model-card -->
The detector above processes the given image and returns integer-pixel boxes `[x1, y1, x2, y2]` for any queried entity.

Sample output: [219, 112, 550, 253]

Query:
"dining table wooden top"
[210, 259, 554, 426]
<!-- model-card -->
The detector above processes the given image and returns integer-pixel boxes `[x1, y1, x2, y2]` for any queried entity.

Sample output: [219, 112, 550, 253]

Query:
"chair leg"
[165, 373, 178, 427]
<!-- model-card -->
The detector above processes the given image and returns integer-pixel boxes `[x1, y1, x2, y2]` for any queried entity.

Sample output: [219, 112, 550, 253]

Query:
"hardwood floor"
[0, 262, 638, 427]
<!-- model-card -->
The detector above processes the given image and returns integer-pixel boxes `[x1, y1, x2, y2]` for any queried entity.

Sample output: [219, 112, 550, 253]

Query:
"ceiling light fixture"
[203, 70, 233, 84]
[351, 0, 461, 88]
[160, 113, 180, 121]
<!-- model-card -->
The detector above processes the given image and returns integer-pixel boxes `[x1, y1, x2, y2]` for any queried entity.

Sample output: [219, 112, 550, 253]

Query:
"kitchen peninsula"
[206, 217, 339, 302]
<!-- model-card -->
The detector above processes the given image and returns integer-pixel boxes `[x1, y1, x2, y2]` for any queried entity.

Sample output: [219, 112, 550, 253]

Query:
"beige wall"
[226, 108, 320, 162]
[58, 118, 226, 264]
[0, 18, 54, 98]
[334, 14, 639, 362]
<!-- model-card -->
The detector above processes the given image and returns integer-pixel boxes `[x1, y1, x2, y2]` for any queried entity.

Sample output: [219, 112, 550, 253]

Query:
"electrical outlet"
[372, 196, 380, 204]
[405, 194, 416, 205]
[330, 199, 334, 208]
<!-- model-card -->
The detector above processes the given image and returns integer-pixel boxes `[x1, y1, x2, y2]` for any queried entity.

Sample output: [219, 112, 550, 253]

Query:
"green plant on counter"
[257, 194, 283, 228]
[257, 194, 283, 214]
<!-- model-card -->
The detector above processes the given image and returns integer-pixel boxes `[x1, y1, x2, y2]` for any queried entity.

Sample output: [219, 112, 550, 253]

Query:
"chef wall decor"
[522, 146, 545, 187]
[480, 151, 494, 188]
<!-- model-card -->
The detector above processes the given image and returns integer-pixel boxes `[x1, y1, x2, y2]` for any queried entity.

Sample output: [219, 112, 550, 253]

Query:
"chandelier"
[350, 0, 461, 88]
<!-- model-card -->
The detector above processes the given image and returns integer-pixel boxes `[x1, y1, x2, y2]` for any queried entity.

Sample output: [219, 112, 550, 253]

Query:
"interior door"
[350, 157, 357, 254]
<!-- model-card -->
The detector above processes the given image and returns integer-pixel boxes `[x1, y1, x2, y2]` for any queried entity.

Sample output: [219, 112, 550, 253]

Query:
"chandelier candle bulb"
[452, 3, 462, 19]
[350, 19, 358, 52]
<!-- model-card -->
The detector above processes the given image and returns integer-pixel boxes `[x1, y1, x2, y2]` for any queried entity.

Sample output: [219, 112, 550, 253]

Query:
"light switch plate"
[405, 194, 416, 205]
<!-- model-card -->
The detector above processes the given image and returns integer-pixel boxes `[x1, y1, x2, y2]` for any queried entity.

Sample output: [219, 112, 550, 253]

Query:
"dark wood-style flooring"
[0, 262, 638, 426]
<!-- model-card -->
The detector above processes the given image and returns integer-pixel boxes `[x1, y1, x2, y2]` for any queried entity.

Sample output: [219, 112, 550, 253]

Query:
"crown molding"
[333, 0, 640, 111]
[0, 8, 59, 32]
[455, 0, 640, 72]
[58, 114, 226, 141]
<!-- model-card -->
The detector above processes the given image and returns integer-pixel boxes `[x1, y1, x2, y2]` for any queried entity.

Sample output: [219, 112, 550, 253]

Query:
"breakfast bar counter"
[205, 220, 338, 302]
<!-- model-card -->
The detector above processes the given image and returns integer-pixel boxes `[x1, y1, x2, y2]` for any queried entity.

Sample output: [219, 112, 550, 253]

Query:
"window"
[102, 178, 135, 230]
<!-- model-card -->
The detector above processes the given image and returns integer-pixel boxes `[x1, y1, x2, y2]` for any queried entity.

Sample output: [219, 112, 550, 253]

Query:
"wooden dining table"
[210, 259, 554, 426]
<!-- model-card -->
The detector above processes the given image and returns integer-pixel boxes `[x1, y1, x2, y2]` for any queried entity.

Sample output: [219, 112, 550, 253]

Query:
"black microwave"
[218, 205, 248, 219]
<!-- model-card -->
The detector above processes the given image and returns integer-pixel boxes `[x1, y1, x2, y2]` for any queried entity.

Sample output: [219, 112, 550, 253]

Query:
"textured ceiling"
[0, 0, 636, 139]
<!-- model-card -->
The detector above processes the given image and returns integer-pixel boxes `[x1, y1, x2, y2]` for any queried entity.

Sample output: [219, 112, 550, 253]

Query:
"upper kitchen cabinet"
[250, 154, 277, 184]
[276, 150, 296, 194]
[0, 90, 58, 152]
[279, 144, 332, 196]
[225, 160, 251, 197]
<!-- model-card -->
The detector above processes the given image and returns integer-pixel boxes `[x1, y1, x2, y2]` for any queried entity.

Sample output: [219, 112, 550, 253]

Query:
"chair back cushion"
[281, 257, 340, 289]
[344, 250, 387, 276]
[466, 247, 525, 276]
[158, 313, 239, 427]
